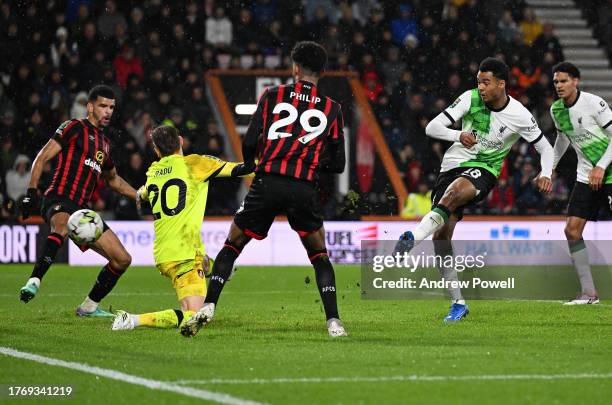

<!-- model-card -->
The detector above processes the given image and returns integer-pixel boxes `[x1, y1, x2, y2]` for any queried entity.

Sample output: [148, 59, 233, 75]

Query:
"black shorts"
[41, 194, 109, 232]
[431, 166, 497, 220]
[234, 174, 324, 239]
[567, 182, 612, 221]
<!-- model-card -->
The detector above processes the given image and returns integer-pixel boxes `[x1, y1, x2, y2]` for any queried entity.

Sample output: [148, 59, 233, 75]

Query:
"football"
[67, 209, 104, 245]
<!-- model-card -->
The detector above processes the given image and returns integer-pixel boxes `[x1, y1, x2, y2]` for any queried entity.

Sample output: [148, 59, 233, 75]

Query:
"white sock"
[27, 277, 41, 287]
[79, 297, 99, 313]
[453, 299, 466, 305]
[131, 314, 140, 327]
[439, 266, 464, 302]
[570, 243, 596, 296]
[413, 210, 447, 242]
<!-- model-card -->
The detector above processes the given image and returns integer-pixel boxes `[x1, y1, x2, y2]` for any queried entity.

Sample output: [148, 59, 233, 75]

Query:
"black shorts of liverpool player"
[567, 182, 612, 221]
[431, 166, 497, 220]
[41, 193, 109, 232]
[234, 173, 324, 239]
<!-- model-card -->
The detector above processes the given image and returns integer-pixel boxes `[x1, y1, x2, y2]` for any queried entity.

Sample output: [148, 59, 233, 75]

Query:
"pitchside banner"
[67, 220, 612, 266]
[0, 224, 68, 264]
[360, 240, 612, 299]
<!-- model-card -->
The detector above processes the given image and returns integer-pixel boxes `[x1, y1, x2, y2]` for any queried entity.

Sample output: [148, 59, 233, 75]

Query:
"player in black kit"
[19, 85, 139, 317]
[181, 41, 348, 338]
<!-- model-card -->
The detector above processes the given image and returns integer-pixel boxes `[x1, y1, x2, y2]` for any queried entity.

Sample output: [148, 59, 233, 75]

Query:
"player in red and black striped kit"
[181, 41, 348, 338]
[19, 85, 139, 318]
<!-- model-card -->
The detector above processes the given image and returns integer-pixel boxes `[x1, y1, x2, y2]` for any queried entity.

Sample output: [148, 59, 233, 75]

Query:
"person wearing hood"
[5, 154, 31, 202]
[70, 91, 87, 120]
[70, 91, 88, 119]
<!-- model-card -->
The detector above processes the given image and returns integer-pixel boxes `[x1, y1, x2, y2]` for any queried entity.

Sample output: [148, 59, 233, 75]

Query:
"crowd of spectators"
[0, 0, 593, 221]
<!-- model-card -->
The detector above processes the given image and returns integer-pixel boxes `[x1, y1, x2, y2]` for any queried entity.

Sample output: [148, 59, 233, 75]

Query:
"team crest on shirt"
[95, 151, 104, 163]
[578, 117, 583, 126]
[499, 126, 506, 134]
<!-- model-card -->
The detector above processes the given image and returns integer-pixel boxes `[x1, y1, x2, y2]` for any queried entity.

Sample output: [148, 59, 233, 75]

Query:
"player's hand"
[459, 132, 477, 148]
[135, 186, 148, 214]
[588, 166, 605, 190]
[21, 188, 38, 219]
[534, 174, 552, 194]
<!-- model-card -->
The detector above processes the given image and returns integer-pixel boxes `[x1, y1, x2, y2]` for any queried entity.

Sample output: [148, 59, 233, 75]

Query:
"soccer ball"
[68, 209, 104, 245]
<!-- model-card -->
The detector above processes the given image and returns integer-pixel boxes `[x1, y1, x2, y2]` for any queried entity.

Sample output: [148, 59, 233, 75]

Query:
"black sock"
[205, 244, 240, 305]
[30, 233, 64, 280]
[87, 264, 124, 303]
[174, 309, 184, 325]
[312, 254, 339, 320]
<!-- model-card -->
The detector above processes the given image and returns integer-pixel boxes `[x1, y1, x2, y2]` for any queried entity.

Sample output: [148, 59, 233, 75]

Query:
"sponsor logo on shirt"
[84, 158, 102, 173]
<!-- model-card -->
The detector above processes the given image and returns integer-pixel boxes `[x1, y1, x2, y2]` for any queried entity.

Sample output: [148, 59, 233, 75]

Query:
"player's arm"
[210, 161, 255, 178]
[242, 89, 268, 171]
[103, 167, 138, 200]
[185, 154, 254, 182]
[21, 138, 62, 218]
[319, 107, 346, 173]
[28, 139, 62, 191]
[552, 130, 571, 171]
[520, 115, 554, 193]
[425, 90, 476, 148]
[589, 97, 612, 190]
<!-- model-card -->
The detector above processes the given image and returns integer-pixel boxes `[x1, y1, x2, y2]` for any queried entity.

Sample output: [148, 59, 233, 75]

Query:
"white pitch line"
[0, 347, 265, 405]
[173, 372, 612, 385]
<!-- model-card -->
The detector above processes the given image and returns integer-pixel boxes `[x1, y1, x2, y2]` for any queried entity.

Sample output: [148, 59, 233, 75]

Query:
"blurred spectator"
[497, 9, 519, 43]
[401, 182, 432, 218]
[97, 0, 126, 38]
[519, 7, 542, 46]
[70, 91, 88, 119]
[391, 4, 418, 47]
[50, 26, 76, 69]
[532, 23, 564, 63]
[487, 178, 515, 214]
[206, 6, 232, 48]
[513, 158, 541, 213]
[5, 154, 31, 202]
[113, 44, 144, 89]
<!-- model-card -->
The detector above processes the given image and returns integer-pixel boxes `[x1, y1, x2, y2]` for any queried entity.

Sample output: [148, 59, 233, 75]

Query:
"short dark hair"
[552, 61, 581, 79]
[151, 125, 180, 156]
[291, 41, 327, 75]
[478, 57, 509, 82]
[88, 84, 115, 102]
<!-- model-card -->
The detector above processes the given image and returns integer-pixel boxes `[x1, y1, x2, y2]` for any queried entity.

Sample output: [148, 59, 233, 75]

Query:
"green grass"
[0, 264, 610, 404]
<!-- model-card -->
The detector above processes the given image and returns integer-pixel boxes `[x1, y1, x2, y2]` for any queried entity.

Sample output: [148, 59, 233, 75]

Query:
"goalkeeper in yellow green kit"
[111, 125, 253, 330]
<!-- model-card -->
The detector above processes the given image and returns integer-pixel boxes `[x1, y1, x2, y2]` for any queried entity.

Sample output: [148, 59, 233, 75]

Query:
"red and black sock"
[30, 233, 64, 280]
[87, 264, 124, 303]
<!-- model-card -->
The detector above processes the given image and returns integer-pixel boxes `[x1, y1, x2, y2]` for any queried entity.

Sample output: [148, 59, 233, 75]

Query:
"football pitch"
[1, 264, 610, 404]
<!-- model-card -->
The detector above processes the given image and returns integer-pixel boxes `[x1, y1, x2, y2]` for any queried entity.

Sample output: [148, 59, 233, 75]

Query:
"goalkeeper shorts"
[157, 253, 207, 301]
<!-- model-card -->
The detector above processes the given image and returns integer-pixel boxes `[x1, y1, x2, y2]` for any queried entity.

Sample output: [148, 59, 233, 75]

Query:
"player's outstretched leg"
[77, 229, 131, 317]
[395, 177, 477, 255]
[564, 218, 598, 305]
[115, 258, 207, 331]
[112, 309, 196, 330]
[395, 205, 450, 254]
[181, 223, 250, 337]
[20, 212, 69, 303]
[301, 228, 346, 337]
